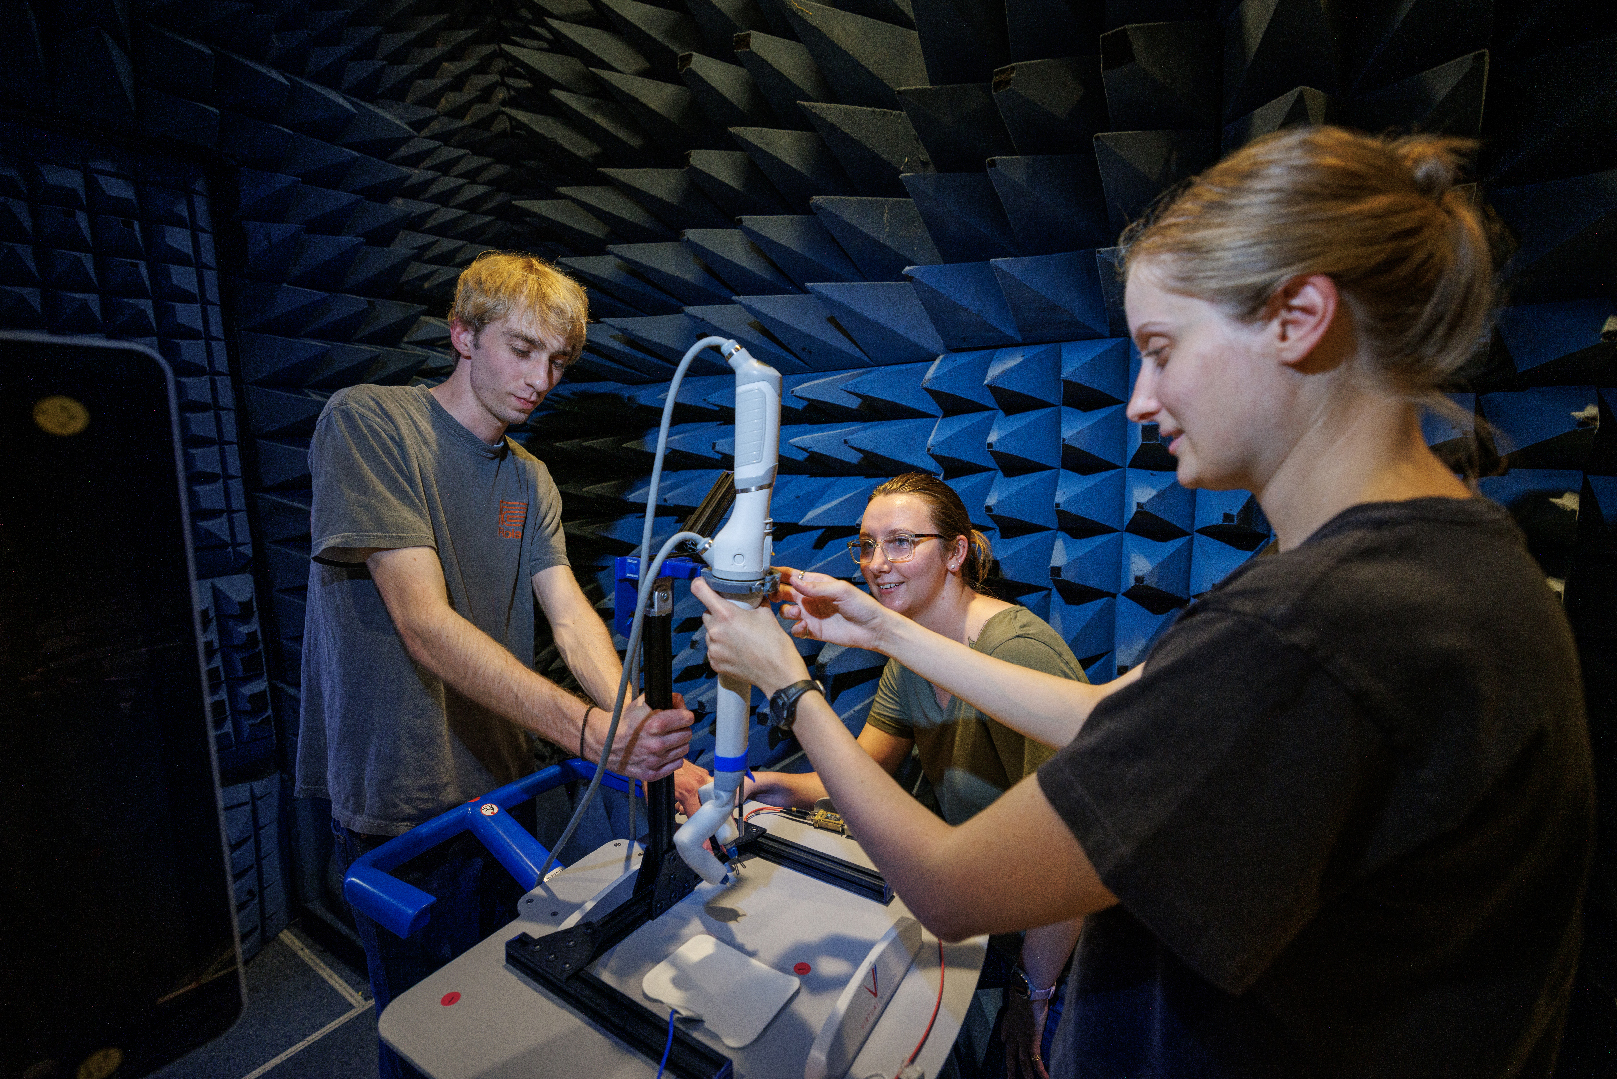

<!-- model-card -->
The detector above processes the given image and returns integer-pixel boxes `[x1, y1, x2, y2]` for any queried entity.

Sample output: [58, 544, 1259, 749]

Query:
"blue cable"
[656, 1008, 676, 1079]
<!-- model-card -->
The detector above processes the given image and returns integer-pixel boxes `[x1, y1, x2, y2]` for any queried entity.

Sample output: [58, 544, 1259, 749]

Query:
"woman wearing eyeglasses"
[680, 471, 1088, 1077]
[751, 473, 1089, 824]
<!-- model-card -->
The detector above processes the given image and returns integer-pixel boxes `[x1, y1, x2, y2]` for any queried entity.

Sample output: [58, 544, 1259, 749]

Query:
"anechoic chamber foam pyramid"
[22, 0, 1614, 804]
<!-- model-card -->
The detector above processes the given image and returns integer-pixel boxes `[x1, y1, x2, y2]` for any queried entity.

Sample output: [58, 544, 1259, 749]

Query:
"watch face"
[769, 686, 792, 728]
[770, 680, 816, 730]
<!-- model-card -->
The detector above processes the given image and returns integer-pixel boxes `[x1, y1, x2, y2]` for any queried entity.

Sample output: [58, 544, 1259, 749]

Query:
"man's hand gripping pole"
[674, 343, 781, 885]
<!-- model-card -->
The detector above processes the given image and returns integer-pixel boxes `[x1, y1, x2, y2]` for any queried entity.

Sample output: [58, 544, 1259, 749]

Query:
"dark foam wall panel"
[6, 4, 1615, 1035]
[0, 122, 276, 781]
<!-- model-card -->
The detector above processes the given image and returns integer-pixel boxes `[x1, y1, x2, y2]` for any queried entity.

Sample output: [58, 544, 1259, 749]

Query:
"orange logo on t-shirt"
[498, 501, 526, 539]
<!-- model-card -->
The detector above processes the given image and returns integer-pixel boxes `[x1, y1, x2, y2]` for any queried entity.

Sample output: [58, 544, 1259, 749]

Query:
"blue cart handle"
[343, 758, 641, 939]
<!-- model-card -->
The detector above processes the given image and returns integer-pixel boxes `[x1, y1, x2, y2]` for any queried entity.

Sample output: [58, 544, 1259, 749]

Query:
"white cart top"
[380, 809, 985, 1079]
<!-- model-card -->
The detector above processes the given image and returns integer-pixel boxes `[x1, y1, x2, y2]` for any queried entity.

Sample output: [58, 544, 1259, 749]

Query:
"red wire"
[894, 940, 946, 1078]
[743, 806, 781, 821]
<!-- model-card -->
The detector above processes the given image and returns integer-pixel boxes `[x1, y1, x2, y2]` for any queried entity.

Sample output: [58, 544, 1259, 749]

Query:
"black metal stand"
[506, 577, 726, 1079]
[731, 821, 892, 905]
[634, 580, 705, 918]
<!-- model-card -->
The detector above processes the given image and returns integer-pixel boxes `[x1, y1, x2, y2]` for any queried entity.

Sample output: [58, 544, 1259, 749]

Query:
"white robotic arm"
[674, 343, 781, 885]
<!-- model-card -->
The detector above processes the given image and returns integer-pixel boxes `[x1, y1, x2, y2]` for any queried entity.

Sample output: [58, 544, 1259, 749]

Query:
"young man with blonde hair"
[295, 252, 692, 1078]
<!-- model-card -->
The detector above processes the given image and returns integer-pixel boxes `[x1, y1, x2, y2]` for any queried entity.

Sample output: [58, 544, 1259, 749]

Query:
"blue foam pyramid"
[1055, 469, 1125, 537]
[928, 411, 999, 473]
[985, 343, 1062, 414]
[987, 406, 1062, 474]
[923, 349, 999, 414]
[986, 469, 1059, 533]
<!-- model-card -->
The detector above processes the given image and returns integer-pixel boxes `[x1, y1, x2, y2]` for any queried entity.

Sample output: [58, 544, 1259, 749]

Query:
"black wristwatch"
[767, 678, 823, 732]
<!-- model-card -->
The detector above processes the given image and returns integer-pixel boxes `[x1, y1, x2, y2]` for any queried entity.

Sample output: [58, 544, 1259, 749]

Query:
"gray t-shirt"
[866, 606, 1087, 826]
[293, 384, 570, 835]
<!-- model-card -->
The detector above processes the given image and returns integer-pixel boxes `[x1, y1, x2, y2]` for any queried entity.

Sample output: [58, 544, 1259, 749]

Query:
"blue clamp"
[613, 555, 704, 637]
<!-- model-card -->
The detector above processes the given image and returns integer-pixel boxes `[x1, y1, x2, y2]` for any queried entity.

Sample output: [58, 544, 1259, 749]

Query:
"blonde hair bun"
[1120, 125, 1495, 405]
[1390, 134, 1470, 201]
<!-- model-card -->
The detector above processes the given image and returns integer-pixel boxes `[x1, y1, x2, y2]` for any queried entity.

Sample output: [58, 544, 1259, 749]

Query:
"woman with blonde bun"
[693, 126, 1594, 1079]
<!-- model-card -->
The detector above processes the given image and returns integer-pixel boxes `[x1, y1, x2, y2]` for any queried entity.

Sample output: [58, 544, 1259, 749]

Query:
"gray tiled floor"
[154, 927, 379, 1079]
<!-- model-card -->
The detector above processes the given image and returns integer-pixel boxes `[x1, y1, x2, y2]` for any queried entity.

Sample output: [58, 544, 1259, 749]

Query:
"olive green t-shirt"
[866, 606, 1087, 825]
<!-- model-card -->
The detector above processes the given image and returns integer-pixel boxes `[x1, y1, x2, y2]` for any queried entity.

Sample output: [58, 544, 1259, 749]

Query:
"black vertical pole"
[641, 579, 677, 866]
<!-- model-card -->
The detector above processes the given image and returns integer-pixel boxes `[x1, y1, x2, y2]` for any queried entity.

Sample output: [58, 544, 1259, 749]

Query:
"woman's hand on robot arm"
[773, 567, 893, 653]
[672, 760, 712, 818]
[678, 762, 804, 816]
[691, 576, 810, 696]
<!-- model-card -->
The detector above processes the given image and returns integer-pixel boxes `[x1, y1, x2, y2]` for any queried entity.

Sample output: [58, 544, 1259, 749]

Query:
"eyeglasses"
[847, 533, 944, 565]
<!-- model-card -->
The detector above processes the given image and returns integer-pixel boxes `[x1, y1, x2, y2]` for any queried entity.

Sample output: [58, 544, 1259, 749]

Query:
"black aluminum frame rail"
[733, 820, 893, 905]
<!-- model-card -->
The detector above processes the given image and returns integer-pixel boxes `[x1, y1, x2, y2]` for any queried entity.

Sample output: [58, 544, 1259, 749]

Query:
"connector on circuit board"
[783, 807, 849, 836]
